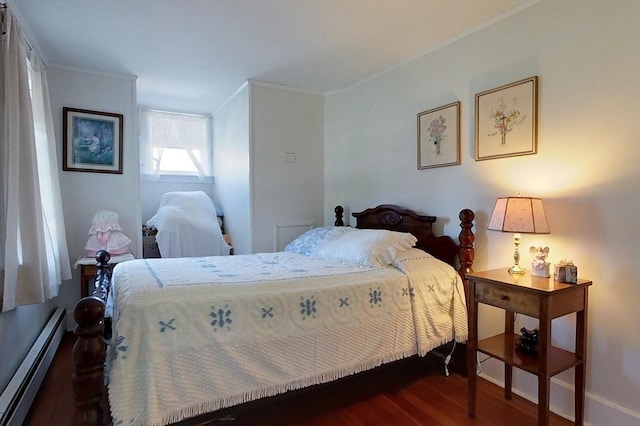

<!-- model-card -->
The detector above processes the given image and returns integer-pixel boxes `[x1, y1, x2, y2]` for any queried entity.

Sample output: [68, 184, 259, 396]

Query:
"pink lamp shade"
[488, 196, 549, 274]
[488, 197, 549, 234]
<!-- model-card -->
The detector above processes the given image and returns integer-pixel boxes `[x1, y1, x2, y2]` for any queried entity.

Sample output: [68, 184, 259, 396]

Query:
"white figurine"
[529, 246, 550, 277]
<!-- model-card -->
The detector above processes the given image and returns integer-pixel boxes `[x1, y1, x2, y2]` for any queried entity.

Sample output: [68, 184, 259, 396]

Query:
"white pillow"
[284, 226, 354, 255]
[315, 228, 417, 267]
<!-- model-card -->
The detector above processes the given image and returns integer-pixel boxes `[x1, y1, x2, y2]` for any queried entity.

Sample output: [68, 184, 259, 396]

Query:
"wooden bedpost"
[443, 208, 475, 378]
[73, 250, 111, 426]
[334, 205, 344, 226]
[458, 209, 475, 282]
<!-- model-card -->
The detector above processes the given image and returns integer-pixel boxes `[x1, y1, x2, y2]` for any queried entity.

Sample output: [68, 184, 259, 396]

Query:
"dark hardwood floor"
[25, 333, 573, 425]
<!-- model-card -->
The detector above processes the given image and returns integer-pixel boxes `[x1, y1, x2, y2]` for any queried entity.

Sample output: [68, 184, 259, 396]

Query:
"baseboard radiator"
[0, 307, 66, 426]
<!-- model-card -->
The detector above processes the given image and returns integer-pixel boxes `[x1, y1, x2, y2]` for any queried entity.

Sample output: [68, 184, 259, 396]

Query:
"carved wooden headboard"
[334, 204, 474, 281]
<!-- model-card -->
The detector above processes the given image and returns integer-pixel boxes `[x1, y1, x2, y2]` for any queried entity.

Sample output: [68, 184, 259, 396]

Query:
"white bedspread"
[107, 252, 467, 426]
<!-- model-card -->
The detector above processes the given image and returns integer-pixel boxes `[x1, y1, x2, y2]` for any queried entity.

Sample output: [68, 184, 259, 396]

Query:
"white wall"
[324, 1, 640, 424]
[46, 66, 139, 328]
[213, 84, 252, 254]
[213, 82, 325, 254]
[250, 83, 325, 253]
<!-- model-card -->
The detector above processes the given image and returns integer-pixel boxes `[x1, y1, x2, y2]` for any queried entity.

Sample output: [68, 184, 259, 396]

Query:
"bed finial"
[334, 205, 344, 226]
[458, 209, 475, 280]
[95, 249, 110, 264]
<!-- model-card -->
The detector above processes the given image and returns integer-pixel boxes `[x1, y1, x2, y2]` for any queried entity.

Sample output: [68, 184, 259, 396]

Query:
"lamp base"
[509, 232, 525, 274]
[508, 264, 525, 274]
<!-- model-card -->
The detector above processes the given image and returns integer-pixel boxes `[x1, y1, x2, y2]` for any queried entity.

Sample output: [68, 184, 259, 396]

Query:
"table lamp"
[487, 196, 549, 274]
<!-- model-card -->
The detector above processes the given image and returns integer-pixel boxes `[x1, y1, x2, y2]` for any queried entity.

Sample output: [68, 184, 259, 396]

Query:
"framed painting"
[417, 101, 460, 169]
[63, 107, 123, 174]
[475, 76, 538, 161]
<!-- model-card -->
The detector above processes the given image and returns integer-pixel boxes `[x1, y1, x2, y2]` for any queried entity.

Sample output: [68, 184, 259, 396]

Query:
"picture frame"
[63, 107, 123, 174]
[417, 101, 460, 169]
[475, 76, 538, 161]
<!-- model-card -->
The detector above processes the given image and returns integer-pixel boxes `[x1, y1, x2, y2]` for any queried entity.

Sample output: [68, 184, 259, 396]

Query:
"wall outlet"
[285, 152, 296, 163]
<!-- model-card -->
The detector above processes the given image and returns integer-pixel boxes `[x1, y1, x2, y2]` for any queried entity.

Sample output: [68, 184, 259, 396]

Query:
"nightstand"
[466, 268, 592, 426]
[75, 253, 135, 298]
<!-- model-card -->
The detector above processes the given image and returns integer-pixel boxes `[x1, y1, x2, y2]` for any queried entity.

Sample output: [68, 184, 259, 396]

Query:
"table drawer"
[474, 281, 539, 317]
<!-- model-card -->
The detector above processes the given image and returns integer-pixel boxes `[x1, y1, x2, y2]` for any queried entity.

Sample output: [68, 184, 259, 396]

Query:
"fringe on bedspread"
[138, 347, 418, 426]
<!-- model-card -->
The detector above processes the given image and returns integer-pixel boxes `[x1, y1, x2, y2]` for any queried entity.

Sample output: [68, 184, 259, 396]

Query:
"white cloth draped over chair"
[0, 6, 71, 312]
[146, 191, 230, 258]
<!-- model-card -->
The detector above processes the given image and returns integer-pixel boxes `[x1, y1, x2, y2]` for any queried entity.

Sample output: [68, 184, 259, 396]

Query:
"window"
[140, 109, 213, 181]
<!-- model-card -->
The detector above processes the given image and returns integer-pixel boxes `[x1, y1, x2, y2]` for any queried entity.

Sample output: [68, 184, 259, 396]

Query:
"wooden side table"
[76, 253, 135, 298]
[466, 268, 592, 426]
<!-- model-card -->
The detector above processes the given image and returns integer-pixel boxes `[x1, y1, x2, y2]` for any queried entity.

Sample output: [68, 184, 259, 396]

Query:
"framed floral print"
[63, 107, 123, 174]
[475, 76, 538, 161]
[417, 101, 460, 169]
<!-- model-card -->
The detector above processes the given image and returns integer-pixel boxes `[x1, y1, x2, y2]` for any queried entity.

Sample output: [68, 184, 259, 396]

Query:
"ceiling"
[12, 0, 531, 113]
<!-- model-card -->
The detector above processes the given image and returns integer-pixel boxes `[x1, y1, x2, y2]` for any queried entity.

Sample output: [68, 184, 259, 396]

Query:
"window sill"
[141, 174, 214, 184]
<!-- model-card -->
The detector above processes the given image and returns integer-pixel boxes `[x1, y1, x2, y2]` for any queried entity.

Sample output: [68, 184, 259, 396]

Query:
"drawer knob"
[500, 294, 510, 300]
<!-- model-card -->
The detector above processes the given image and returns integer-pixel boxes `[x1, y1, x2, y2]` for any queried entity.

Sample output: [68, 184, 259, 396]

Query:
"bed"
[72, 204, 475, 426]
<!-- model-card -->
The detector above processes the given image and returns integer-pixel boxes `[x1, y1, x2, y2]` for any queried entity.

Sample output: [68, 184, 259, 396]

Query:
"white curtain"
[0, 6, 72, 312]
[139, 108, 172, 180]
[176, 117, 206, 177]
[139, 108, 212, 181]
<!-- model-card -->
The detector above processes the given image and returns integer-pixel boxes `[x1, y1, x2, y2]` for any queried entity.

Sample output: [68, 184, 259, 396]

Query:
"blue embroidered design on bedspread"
[210, 304, 232, 331]
[369, 287, 383, 307]
[195, 254, 322, 280]
[144, 259, 165, 288]
[299, 296, 317, 320]
[133, 253, 376, 292]
[110, 335, 128, 361]
[159, 319, 175, 332]
[402, 287, 415, 298]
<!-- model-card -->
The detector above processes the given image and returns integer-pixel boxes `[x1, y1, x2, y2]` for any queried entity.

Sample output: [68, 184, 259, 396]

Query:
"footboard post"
[72, 251, 111, 426]
[444, 209, 475, 377]
[458, 209, 475, 282]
